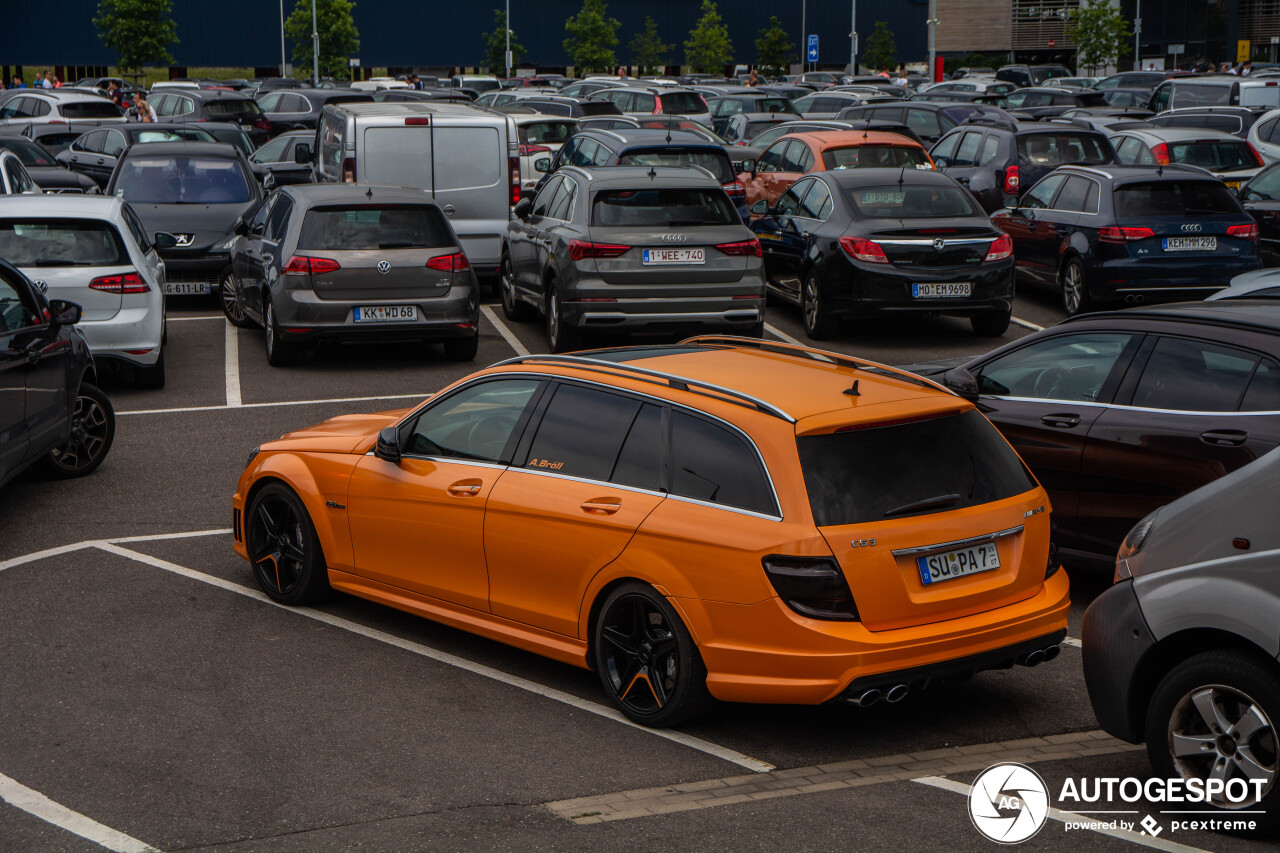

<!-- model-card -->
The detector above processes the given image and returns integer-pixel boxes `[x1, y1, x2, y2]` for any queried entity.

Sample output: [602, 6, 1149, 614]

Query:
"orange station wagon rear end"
[232, 337, 1069, 726]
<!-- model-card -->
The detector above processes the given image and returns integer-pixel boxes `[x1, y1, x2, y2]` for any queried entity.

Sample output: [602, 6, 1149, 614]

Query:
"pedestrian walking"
[894, 65, 908, 87]
[106, 80, 123, 105]
[746, 69, 760, 87]
[41, 71, 53, 89]
[1242, 60, 1253, 76]
[134, 92, 155, 122]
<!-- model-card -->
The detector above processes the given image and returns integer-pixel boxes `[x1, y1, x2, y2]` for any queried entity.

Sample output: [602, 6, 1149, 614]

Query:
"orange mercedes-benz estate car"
[232, 337, 1069, 727]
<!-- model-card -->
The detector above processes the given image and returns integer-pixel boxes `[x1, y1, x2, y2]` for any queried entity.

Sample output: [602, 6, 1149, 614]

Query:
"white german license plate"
[162, 282, 210, 294]
[1164, 236, 1217, 251]
[916, 542, 1000, 585]
[353, 305, 418, 323]
[642, 248, 705, 265]
[912, 282, 972, 298]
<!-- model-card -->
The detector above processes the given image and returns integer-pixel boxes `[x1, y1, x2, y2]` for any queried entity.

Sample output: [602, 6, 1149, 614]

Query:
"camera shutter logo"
[968, 763, 1050, 844]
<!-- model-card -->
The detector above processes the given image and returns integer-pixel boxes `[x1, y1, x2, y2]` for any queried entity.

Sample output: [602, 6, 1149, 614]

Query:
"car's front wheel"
[1146, 649, 1280, 837]
[220, 268, 256, 329]
[37, 382, 115, 479]
[245, 482, 330, 605]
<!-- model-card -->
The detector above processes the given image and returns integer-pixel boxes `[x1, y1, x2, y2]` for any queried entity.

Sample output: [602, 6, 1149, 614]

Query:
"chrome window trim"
[874, 238, 992, 246]
[891, 525, 1024, 558]
[985, 394, 1280, 416]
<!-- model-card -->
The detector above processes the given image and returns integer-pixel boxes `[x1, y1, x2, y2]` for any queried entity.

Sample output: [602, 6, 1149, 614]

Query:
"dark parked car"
[247, 129, 315, 187]
[55, 123, 218, 187]
[1093, 70, 1188, 94]
[21, 124, 87, 155]
[1109, 127, 1266, 191]
[255, 88, 373, 137]
[0, 258, 114, 487]
[717, 113, 793, 145]
[106, 141, 264, 298]
[931, 119, 1115, 212]
[909, 301, 1280, 567]
[1146, 106, 1267, 139]
[996, 64, 1073, 88]
[371, 89, 473, 105]
[148, 90, 272, 147]
[591, 86, 711, 125]
[498, 96, 621, 118]
[1002, 86, 1109, 119]
[224, 184, 479, 365]
[0, 136, 98, 194]
[835, 101, 1016, 145]
[748, 168, 1015, 339]
[991, 164, 1260, 314]
[1239, 162, 1280, 267]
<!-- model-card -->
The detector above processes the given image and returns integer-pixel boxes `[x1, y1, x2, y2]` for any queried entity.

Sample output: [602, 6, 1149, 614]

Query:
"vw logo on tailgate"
[662, 234, 687, 243]
[377, 260, 392, 274]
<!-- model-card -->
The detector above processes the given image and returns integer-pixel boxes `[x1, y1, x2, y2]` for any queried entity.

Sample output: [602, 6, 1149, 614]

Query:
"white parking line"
[1063, 637, 1082, 648]
[92, 541, 774, 775]
[167, 314, 225, 322]
[913, 776, 1209, 853]
[224, 321, 242, 408]
[1012, 316, 1045, 332]
[0, 529, 229, 573]
[481, 304, 531, 357]
[764, 323, 803, 346]
[0, 772, 159, 853]
[117, 392, 431, 417]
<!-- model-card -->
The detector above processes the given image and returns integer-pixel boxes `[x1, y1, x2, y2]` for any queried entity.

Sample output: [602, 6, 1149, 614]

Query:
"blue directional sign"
[807, 34, 819, 62]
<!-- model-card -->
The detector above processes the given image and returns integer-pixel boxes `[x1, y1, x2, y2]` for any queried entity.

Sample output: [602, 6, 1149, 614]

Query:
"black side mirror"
[232, 216, 249, 237]
[48, 299, 83, 326]
[154, 232, 178, 250]
[741, 158, 757, 175]
[375, 426, 402, 463]
[1002, 196, 1019, 212]
[513, 197, 534, 220]
[750, 199, 768, 216]
[294, 142, 313, 164]
[941, 366, 980, 402]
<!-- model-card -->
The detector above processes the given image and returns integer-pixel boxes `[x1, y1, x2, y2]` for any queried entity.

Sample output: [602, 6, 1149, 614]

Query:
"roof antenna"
[844, 379, 861, 397]
[898, 165, 906, 186]
[365, 186, 373, 200]
[648, 166, 657, 179]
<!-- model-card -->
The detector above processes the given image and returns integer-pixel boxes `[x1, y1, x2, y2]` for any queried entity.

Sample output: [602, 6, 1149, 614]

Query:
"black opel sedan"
[748, 168, 1015, 339]
[991, 164, 1261, 315]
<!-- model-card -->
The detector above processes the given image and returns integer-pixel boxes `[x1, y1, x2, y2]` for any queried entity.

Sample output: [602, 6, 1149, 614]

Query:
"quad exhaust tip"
[851, 688, 882, 708]
[884, 683, 909, 704]
[1018, 645, 1061, 667]
[1124, 294, 1146, 304]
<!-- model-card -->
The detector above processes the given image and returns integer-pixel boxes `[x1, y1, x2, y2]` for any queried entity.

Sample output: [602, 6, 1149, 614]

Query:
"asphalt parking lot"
[0, 287, 1269, 852]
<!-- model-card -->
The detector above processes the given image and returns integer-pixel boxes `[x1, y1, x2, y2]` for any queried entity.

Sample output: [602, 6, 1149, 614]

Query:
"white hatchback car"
[510, 114, 578, 192]
[0, 150, 41, 195]
[0, 196, 167, 387]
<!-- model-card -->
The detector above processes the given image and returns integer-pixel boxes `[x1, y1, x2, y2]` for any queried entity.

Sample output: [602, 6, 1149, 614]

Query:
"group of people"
[3, 70, 61, 90]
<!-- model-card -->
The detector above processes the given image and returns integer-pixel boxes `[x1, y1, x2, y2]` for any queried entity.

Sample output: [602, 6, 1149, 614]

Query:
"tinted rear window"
[1167, 140, 1258, 171]
[115, 156, 252, 204]
[658, 92, 708, 114]
[1241, 86, 1280, 109]
[2, 139, 55, 167]
[520, 121, 577, 144]
[298, 205, 453, 250]
[0, 219, 128, 266]
[203, 99, 263, 118]
[592, 188, 738, 226]
[846, 185, 980, 218]
[1113, 181, 1240, 217]
[797, 410, 1037, 527]
[60, 101, 123, 119]
[750, 97, 797, 114]
[616, 148, 734, 183]
[1173, 84, 1232, 108]
[1017, 134, 1110, 167]
[823, 145, 929, 170]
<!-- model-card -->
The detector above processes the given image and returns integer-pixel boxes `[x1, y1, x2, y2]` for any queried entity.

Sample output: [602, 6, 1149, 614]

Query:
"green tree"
[684, 0, 733, 75]
[629, 16, 672, 76]
[563, 0, 619, 74]
[861, 21, 896, 74]
[93, 0, 179, 73]
[285, 0, 360, 81]
[754, 16, 792, 77]
[1066, 0, 1132, 74]
[483, 9, 525, 76]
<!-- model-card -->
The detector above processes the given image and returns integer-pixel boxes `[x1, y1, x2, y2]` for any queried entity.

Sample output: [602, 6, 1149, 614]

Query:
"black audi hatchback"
[748, 168, 1015, 339]
[991, 164, 1261, 315]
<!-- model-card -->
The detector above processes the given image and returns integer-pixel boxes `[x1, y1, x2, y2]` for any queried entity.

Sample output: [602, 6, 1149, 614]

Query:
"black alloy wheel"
[37, 383, 115, 479]
[220, 268, 256, 328]
[593, 583, 714, 727]
[500, 253, 533, 321]
[245, 483, 330, 605]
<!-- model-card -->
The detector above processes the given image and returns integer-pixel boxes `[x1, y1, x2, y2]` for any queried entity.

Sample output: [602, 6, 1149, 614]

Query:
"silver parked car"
[501, 165, 765, 352]
[1082, 448, 1280, 836]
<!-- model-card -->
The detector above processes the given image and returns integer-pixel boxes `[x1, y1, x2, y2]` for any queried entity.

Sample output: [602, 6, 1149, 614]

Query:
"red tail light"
[518, 144, 551, 156]
[405, 117, 431, 126]
[984, 233, 1013, 261]
[426, 251, 471, 271]
[255, 118, 271, 131]
[1227, 222, 1260, 240]
[1098, 226, 1155, 243]
[283, 255, 341, 275]
[568, 240, 630, 260]
[1150, 143, 1170, 166]
[509, 156, 521, 205]
[716, 237, 762, 257]
[1247, 143, 1266, 169]
[722, 180, 745, 197]
[838, 236, 890, 264]
[88, 271, 149, 293]
[1003, 164, 1020, 194]
[342, 156, 356, 183]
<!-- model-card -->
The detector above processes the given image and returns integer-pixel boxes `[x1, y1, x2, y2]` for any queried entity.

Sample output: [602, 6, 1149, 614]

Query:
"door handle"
[1055, 227, 1070, 236]
[1200, 429, 1248, 447]
[1027, 222, 1038, 231]
[446, 479, 483, 497]
[580, 498, 622, 515]
[1040, 413, 1081, 428]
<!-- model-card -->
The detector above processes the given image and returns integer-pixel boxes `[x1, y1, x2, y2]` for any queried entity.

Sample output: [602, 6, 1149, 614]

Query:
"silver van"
[311, 102, 518, 275]
[1149, 76, 1280, 113]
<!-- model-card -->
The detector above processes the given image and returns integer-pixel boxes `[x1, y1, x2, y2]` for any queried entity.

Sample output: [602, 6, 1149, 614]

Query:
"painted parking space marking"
[0, 772, 159, 853]
[0, 529, 230, 572]
[1063, 637, 1082, 648]
[166, 314, 225, 322]
[1012, 316, 1045, 332]
[914, 775, 1210, 853]
[763, 323, 803, 345]
[116, 392, 432, 417]
[481, 304, 531, 356]
[225, 320, 242, 408]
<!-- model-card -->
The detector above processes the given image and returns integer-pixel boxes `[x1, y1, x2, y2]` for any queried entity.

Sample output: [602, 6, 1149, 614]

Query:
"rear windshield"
[1241, 86, 1280, 109]
[298, 205, 453, 250]
[520, 121, 577, 145]
[1113, 181, 1240, 217]
[616, 148, 734, 183]
[1166, 140, 1259, 172]
[33, 132, 82, 149]
[2, 139, 56, 167]
[205, 128, 255, 156]
[592, 188, 738, 226]
[797, 410, 1037, 527]
[60, 102, 123, 119]
[114, 156, 253, 204]
[657, 92, 708, 114]
[1018, 134, 1110, 167]
[749, 97, 798, 114]
[1173, 84, 1233, 108]
[746, 120, 785, 137]
[0, 219, 128, 267]
[939, 104, 1008, 124]
[823, 146, 929, 170]
[135, 130, 189, 144]
[846, 185, 981, 218]
[204, 99, 263, 118]
[1031, 67, 1072, 83]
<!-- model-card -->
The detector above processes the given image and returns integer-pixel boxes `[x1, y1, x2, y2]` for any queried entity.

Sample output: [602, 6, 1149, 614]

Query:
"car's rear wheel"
[264, 300, 299, 367]
[971, 310, 1012, 337]
[500, 253, 533, 322]
[245, 482, 330, 605]
[1146, 649, 1280, 837]
[134, 348, 166, 389]
[443, 334, 479, 361]
[1060, 257, 1093, 317]
[220, 269, 256, 329]
[593, 582, 715, 728]
[546, 280, 582, 353]
[802, 272, 838, 339]
[37, 382, 115, 480]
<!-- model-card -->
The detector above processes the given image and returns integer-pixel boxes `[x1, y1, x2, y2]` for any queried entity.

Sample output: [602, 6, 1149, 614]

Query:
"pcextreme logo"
[969, 763, 1050, 844]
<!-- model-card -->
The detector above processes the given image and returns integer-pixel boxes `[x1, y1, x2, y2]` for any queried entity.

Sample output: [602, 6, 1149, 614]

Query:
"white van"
[311, 101, 518, 275]
[1150, 77, 1280, 112]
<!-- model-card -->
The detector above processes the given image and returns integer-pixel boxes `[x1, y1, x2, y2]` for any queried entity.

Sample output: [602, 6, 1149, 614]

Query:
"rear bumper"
[276, 285, 478, 342]
[1081, 579, 1156, 743]
[564, 296, 764, 331]
[75, 306, 163, 366]
[1088, 257, 1261, 302]
[827, 261, 1015, 319]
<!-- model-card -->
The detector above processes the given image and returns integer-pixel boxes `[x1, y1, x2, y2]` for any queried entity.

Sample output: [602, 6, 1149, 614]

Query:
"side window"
[78, 130, 106, 154]
[1131, 337, 1259, 412]
[1241, 357, 1280, 411]
[1022, 173, 1067, 209]
[1005, 92, 1029, 110]
[587, 141, 612, 167]
[978, 135, 1000, 166]
[250, 134, 290, 164]
[952, 132, 982, 166]
[102, 130, 126, 158]
[264, 196, 293, 242]
[774, 180, 807, 216]
[405, 379, 542, 462]
[1267, 120, 1280, 145]
[907, 108, 942, 138]
[609, 403, 663, 491]
[871, 106, 904, 121]
[1113, 136, 1138, 164]
[931, 132, 961, 165]
[1131, 141, 1157, 165]
[523, 384, 647, 483]
[792, 143, 815, 172]
[122, 204, 152, 251]
[1082, 180, 1099, 214]
[7, 160, 33, 194]
[632, 93, 655, 112]
[1052, 176, 1092, 212]
[977, 333, 1138, 402]
[0, 272, 40, 332]
[257, 92, 282, 112]
[798, 179, 832, 219]
[569, 138, 599, 167]
[553, 138, 577, 171]
[177, 97, 194, 116]
[249, 194, 277, 232]
[548, 180, 576, 221]
[1150, 85, 1171, 113]
[670, 411, 777, 515]
[532, 176, 562, 217]
[779, 141, 807, 172]
[757, 140, 788, 172]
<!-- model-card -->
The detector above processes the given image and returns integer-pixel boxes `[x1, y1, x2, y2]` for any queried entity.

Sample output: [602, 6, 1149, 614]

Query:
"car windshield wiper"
[33, 259, 83, 267]
[665, 219, 712, 225]
[882, 493, 961, 518]
[378, 241, 420, 249]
